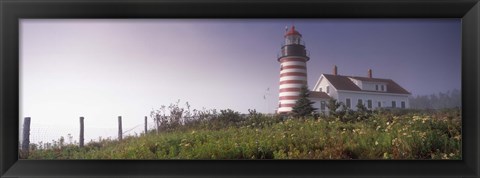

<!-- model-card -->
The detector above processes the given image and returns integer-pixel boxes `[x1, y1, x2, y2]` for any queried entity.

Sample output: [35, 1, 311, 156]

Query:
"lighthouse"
[277, 25, 310, 113]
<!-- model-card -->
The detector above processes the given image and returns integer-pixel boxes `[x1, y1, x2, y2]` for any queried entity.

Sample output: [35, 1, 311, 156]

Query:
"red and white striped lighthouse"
[277, 25, 310, 114]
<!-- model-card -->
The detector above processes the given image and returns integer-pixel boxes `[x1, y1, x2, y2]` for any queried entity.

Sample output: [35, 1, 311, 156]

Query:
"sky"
[19, 19, 461, 144]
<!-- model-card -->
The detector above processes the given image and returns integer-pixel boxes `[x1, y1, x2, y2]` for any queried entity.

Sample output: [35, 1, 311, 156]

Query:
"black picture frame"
[1, 0, 479, 177]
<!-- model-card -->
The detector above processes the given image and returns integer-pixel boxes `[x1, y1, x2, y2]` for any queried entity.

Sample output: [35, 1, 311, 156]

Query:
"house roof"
[309, 91, 331, 99]
[322, 74, 411, 95]
[349, 76, 390, 83]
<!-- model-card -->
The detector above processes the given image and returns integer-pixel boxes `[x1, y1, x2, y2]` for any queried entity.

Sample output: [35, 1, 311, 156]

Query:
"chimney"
[368, 69, 372, 78]
[333, 65, 338, 75]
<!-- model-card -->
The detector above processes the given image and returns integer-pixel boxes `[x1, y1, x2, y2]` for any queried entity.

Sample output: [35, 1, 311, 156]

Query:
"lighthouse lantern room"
[277, 26, 310, 113]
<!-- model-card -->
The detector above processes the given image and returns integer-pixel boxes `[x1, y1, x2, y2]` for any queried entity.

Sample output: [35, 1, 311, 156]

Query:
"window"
[346, 98, 351, 108]
[321, 101, 326, 110]
[319, 88, 322, 92]
[401, 101, 406, 108]
[381, 85, 384, 91]
[378, 102, 381, 108]
[376, 85, 379, 91]
[358, 99, 363, 106]
[286, 35, 300, 45]
[392, 101, 396, 108]
[367, 100, 372, 109]
[326, 86, 330, 93]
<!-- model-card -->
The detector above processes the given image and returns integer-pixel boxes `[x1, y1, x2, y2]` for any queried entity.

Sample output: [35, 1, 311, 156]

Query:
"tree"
[291, 85, 317, 118]
[355, 101, 371, 121]
[409, 89, 461, 109]
[326, 99, 341, 117]
[356, 101, 368, 113]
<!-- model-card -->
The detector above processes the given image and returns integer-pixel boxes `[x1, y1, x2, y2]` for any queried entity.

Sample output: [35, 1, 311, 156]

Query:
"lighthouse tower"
[277, 25, 310, 113]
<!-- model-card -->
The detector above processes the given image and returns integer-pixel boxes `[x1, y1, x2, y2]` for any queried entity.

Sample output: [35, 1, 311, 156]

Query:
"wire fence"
[19, 113, 278, 154]
[19, 116, 157, 150]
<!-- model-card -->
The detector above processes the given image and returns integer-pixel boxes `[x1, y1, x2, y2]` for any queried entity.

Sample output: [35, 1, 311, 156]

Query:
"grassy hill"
[24, 108, 461, 160]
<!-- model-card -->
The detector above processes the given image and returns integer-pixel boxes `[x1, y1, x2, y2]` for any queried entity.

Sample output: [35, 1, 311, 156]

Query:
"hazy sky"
[20, 19, 460, 142]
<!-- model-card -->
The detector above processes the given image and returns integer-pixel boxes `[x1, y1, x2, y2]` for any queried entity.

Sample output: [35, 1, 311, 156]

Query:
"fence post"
[118, 116, 122, 141]
[144, 116, 148, 135]
[79, 117, 84, 148]
[22, 117, 31, 157]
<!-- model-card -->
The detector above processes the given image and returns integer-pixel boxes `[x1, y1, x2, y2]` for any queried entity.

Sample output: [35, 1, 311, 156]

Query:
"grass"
[23, 108, 461, 159]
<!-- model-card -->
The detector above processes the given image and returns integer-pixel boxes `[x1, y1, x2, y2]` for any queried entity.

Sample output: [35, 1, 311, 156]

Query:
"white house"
[309, 66, 411, 114]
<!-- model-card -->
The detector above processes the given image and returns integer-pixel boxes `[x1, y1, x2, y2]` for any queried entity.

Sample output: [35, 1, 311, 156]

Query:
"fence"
[20, 116, 157, 158]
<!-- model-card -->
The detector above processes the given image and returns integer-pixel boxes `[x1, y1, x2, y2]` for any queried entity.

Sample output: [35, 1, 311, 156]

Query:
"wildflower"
[375, 141, 378, 145]
[191, 131, 196, 134]
[391, 138, 398, 146]
[412, 115, 420, 121]
[386, 122, 390, 125]
[442, 153, 448, 159]
[383, 152, 389, 159]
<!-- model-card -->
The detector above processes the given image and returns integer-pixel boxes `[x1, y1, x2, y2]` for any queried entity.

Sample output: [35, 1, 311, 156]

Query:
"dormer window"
[326, 86, 330, 93]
